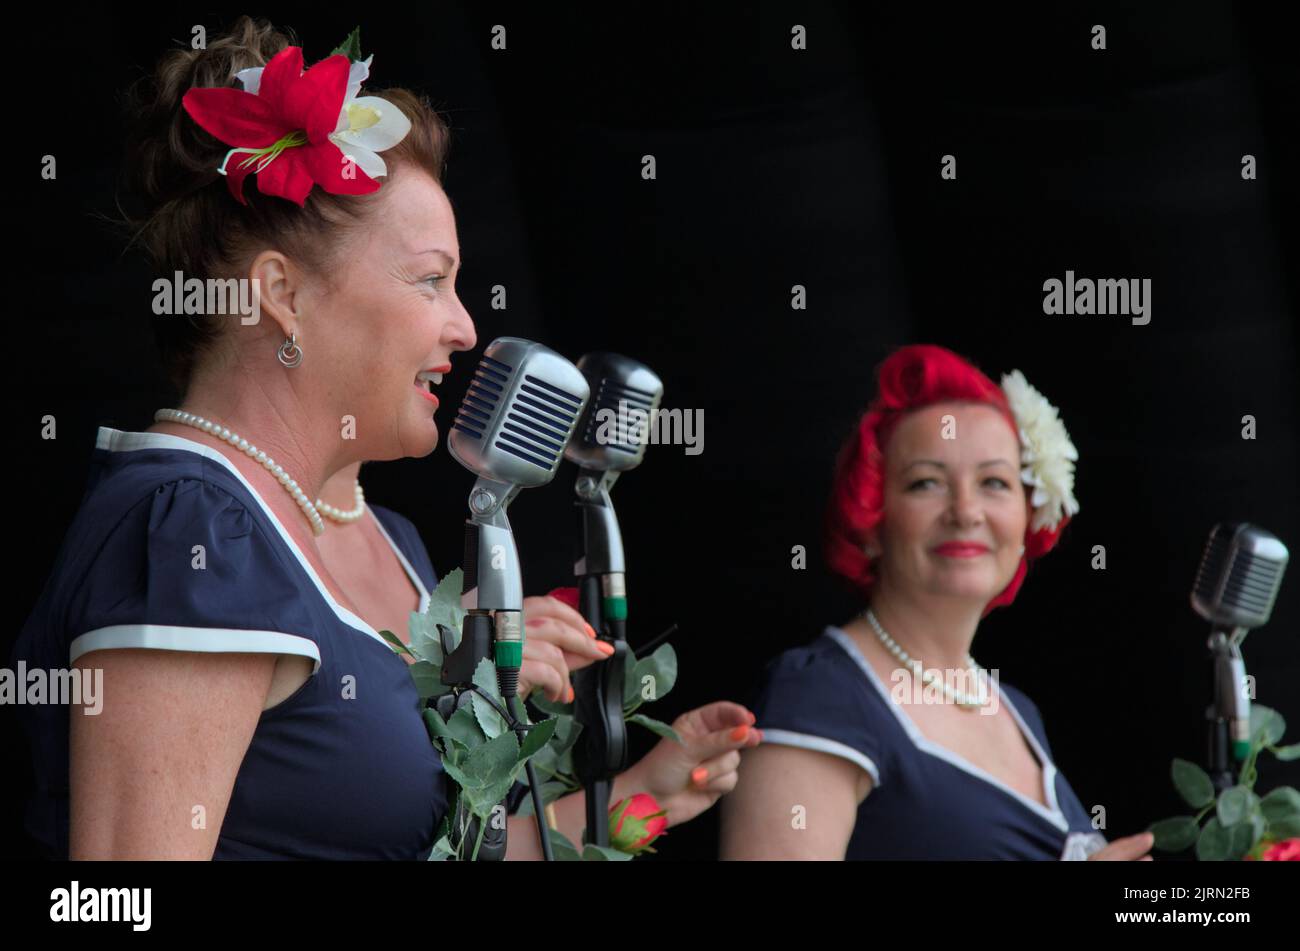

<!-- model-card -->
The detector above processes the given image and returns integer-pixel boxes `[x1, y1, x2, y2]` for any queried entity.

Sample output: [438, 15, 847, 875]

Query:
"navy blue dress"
[749, 626, 1108, 860]
[11, 427, 448, 859]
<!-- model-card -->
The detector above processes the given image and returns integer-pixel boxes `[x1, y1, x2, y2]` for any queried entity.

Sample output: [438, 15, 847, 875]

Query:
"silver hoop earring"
[277, 331, 303, 368]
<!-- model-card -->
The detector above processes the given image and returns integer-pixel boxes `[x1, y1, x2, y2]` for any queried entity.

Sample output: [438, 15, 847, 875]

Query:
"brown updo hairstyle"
[115, 16, 451, 397]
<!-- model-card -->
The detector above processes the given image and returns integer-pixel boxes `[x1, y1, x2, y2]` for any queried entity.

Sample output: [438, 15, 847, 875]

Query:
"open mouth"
[415, 369, 444, 408]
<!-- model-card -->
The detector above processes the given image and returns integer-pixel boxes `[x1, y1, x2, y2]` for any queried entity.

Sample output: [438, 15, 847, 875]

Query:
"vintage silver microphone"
[1190, 522, 1289, 785]
[564, 352, 664, 847]
[447, 336, 590, 689]
[442, 337, 589, 861]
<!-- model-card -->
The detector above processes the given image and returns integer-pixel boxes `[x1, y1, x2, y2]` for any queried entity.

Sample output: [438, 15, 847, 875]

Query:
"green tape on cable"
[495, 641, 523, 668]
[1233, 739, 1252, 761]
[603, 596, 627, 620]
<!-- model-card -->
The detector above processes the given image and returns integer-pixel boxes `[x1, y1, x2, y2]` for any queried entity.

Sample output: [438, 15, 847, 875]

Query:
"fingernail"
[584, 623, 598, 639]
[730, 725, 750, 742]
[567, 684, 575, 703]
[747, 711, 757, 725]
[754, 729, 764, 742]
[596, 641, 615, 656]
[691, 767, 708, 785]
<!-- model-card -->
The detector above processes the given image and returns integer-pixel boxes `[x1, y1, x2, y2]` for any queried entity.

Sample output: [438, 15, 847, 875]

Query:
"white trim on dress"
[759, 728, 882, 785]
[71, 624, 322, 674]
[368, 508, 432, 614]
[824, 625, 1070, 834]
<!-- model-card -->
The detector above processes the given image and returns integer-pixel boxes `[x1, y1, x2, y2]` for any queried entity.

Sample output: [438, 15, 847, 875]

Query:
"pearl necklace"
[863, 607, 991, 710]
[154, 409, 325, 537]
[316, 482, 366, 524]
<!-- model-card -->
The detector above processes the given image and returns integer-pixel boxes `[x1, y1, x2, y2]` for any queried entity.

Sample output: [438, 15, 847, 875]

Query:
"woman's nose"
[947, 483, 984, 526]
[445, 297, 477, 352]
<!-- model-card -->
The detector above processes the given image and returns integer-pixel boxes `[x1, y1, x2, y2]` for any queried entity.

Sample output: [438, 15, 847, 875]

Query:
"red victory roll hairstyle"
[824, 344, 1074, 618]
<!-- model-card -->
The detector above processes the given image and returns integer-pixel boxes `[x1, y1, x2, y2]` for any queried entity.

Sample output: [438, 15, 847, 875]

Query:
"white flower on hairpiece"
[1000, 369, 1080, 533]
[235, 54, 411, 181]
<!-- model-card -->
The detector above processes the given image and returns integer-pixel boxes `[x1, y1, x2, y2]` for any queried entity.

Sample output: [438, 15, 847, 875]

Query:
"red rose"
[1261, 837, 1300, 861]
[608, 793, 668, 854]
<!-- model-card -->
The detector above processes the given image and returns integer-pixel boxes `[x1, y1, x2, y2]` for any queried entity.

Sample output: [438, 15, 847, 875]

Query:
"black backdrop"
[5, 2, 1297, 861]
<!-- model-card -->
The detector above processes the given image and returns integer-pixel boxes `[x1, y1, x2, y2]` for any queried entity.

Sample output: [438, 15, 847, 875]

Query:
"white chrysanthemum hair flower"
[1000, 369, 1080, 533]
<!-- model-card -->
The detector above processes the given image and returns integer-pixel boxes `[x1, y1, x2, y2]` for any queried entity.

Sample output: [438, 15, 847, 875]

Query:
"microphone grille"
[566, 353, 665, 470]
[449, 338, 590, 485]
[1191, 522, 1289, 629]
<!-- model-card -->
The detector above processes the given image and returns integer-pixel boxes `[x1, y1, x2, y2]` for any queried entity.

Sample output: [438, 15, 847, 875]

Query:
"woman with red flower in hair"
[721, 344, 1155, 861]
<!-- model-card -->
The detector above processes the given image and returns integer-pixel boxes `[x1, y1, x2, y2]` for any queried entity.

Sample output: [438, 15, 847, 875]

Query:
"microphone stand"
[1204, 627, 1249, 794]
[435, 477, 554, 860]
[572, 469, 630, 848]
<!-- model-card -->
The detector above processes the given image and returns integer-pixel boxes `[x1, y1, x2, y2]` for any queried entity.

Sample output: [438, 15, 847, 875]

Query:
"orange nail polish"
[691, 767, 708, 785]
[730, 725, 750, 742]
[567, 684, 575, 702]
[596, 641, 615, 656]
[584, 623, 598, 639]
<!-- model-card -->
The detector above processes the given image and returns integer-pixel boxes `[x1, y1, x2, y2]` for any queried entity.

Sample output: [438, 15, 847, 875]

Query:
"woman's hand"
[617, 701, 762, 828]
[516, 593, 614, 703]
[1087, 831, 1154, 861]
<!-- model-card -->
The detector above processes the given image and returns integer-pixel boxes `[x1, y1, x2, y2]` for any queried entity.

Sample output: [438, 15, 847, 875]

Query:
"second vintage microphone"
[564, 352, 665, 847]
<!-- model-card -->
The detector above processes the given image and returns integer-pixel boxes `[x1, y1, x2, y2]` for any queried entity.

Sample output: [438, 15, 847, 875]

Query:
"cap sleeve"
[65, 478, 321, 672]
[750, 640, 889, 787]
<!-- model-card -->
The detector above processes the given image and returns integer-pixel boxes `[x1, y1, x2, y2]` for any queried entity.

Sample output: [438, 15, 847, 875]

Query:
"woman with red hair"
[720, 344, 1154, 860]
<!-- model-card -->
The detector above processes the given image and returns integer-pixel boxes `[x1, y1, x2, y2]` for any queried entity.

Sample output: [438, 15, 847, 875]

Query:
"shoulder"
[749, 627, 891, 787]
[56, 447, 320, 668]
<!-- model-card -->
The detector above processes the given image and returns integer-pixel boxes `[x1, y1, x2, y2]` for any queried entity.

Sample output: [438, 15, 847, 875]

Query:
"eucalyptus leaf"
[447, 704, 486, 749]
[1248, 704, 1285, 747]
[1149, 816, 1200, 852]
[410, 661, 445, 700]
[426, 835, 455, 861]
[1216, 785, 1257, 826]
[471, 691, 507, 740]
[545, 829, 583, 861]
[379, 629, 414, 657]
[1259, 786, 1300, 823]
[519, 716, 558, 760]
[408, 613, 446, 665]
[1265, 815, 1300, 839]
[1272, 743, 1300, 761]
[582, 843, 635, 861]
[1195, 817, 1230, 861]
[426, 568, 468, 641]
[1171, 758, 1216, 809]
[625, 644, 678, 714]
[1225, 819, 1257, 861]
[627, 713, 682, 743]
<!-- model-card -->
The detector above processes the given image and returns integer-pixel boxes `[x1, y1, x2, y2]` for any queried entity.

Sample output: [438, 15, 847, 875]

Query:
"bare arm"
[719, 743, 871, 860]
[69, 648, 277, 860]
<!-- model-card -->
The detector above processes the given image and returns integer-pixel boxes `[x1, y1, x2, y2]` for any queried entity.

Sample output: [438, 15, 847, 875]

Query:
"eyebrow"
[903, 459, 1015, 471]
[414, 248, 461, 268]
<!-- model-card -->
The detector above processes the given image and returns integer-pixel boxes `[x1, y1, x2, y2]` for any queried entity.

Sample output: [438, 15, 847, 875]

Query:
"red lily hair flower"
[181, 46, 388, 206]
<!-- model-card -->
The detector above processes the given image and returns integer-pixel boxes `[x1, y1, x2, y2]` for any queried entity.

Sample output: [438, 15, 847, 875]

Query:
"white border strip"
[369, 508, 431, 614]
[96, 427, 390, 650]
[71, 624, 321, 674]
[824, 625, 1069, 833]
[760, 728, 882, 786]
